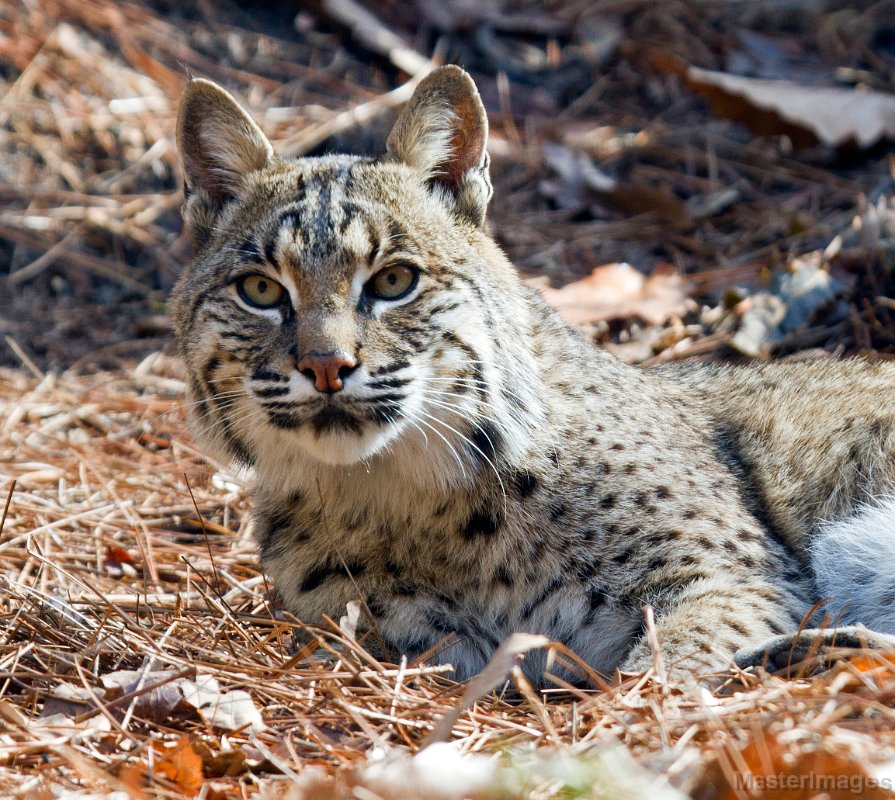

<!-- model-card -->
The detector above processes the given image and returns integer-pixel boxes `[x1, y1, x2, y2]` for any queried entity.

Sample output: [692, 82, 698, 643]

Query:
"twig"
[3, 337, 44, 380]
[278, 75, 429, 158]
[0, 480, 15, 537]
[319, 0, 432, 76]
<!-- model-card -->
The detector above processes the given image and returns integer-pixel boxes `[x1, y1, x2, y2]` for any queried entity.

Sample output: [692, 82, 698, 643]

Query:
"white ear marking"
[386, 66, 492, 225]
[176, 78, 273, 203]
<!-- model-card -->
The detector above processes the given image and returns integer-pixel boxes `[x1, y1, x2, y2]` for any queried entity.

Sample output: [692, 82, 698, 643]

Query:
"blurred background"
[2, 0, 895, 371]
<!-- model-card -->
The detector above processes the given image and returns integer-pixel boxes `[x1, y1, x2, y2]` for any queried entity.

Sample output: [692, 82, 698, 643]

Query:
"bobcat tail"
[810, 496, 895, 633]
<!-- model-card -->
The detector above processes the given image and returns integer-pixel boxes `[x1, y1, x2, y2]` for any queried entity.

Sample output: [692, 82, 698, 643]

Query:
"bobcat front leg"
[621, 574, 810, 677]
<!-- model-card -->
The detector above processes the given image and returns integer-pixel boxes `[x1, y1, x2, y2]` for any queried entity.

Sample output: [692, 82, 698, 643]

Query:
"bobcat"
[172, 66, 895, 682]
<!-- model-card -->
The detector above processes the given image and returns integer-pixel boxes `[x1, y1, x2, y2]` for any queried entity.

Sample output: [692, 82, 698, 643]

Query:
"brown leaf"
[118, 762, 148, 800]
[104, 544, 137, 575]
[848, 652, 895, 673]
[40, 684, 100, 719]
[542, 143, 691, 224]
[686, 67, 895, 149]
[696, 731, 893, 800]
[540, 263, 694, 326]
[154, 737, 204, 797]
[99, 669, 186, 724]
[201, 748, 249, 779]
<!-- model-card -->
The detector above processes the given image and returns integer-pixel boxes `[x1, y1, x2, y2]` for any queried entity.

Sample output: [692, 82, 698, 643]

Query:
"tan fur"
[172, 67, 895, 682]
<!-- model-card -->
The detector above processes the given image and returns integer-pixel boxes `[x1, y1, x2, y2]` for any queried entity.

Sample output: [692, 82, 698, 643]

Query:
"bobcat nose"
[298, 351, 358, 393]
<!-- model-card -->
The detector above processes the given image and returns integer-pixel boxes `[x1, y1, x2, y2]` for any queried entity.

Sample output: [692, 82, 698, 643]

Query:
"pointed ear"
[387, 66, 492, 226]
[176, 79, 273, 246]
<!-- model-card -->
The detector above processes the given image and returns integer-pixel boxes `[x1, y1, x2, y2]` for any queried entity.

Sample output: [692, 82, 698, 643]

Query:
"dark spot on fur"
[469, 422, 502, 461]
[462, 508, 503, 539]
[588, 587, 608, 612]
[514, 471, 538, 498]
[754, 587, 780, 603]
[300, 559, 365, 593]
[548, 501, 567, 521]
[493, 564, 515, 586]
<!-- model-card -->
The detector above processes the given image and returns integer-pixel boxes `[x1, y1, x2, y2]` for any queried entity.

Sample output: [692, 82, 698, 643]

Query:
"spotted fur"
[173, 67, 895, 682]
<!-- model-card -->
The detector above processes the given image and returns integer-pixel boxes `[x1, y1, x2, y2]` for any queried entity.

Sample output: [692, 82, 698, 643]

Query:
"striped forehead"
[263, 161, 384, 274]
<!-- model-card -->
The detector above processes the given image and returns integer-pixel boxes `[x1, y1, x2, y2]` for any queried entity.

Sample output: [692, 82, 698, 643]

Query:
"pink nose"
[298, 351, 357, 393]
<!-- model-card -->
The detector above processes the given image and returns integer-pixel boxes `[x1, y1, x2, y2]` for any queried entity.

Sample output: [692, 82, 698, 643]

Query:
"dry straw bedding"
[1, 357, 895, 798]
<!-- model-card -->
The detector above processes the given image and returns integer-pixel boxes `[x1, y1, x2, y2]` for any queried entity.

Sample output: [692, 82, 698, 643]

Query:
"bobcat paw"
[734, 626, 895, 673]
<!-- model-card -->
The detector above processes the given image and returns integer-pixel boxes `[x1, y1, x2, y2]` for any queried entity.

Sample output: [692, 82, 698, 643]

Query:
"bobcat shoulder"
[172, 66, 895, 682]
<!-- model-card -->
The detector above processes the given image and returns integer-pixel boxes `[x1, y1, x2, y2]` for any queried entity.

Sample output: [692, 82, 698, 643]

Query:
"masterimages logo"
[735, 773, 893, 794]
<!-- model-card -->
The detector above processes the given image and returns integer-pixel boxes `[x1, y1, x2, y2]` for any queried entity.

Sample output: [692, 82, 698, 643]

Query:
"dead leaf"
[100, 669, 186, 723]
[542, 143, 691, 224]
[848, 652, 895, 673]
[686, 67, 895, 149]
[104, 545, 135, 566]
[201, 748, 249, 779]
[696, 730, 893, 800]
[177, 673, 266, 733]
[540, 262, 695, 326]
[730, 293, 788, 359]
[153, 737, 204, 797]
[118, 762, 148, 800]
[731, 254, 846, 357]
[103, 544, 137, 576]
[40, 683, 99, 719]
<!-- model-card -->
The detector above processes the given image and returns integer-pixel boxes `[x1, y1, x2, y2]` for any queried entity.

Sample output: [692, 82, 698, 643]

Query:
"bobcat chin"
[173, 66, 895, 683]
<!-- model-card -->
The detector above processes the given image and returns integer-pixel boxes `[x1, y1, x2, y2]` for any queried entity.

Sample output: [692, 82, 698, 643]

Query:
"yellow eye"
[368, 264, 419, 301]
[236, 274, 285, 308]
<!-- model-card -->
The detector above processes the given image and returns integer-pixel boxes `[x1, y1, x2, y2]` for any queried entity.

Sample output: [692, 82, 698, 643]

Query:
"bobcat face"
[173, 69, 518, 469]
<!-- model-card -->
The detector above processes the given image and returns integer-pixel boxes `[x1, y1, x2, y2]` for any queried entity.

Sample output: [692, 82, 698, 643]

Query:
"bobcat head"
[172, 67, 543, 477]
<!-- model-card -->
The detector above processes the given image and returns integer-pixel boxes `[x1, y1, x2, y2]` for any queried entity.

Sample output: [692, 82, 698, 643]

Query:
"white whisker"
[415, 409, 507, 513]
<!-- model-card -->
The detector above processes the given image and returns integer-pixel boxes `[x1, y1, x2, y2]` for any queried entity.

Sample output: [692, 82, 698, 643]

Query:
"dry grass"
[2, 359, 895, 798]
